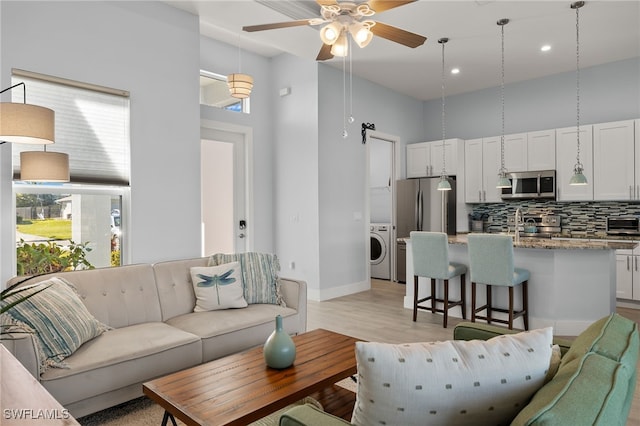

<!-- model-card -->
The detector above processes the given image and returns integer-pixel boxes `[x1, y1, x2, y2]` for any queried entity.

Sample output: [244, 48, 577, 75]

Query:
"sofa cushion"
[351, 327, 553, 426]
[560, 313, 639, 371]
[1, 277, 110, 372]
[510, 352, 633, 426]
[39, 322, 202, 405]
[209, 252, 283, 306]
[190, 262, 248, 311]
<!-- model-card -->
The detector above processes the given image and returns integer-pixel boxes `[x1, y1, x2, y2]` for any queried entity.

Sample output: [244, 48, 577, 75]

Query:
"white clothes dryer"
[370, 223, 391, 280]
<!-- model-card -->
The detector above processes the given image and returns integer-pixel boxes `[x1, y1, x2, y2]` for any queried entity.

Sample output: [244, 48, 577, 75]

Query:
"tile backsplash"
[470, 201, 640, 237]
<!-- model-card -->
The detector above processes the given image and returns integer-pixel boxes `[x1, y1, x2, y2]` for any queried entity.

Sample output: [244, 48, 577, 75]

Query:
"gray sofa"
[3, 257, 307, 418]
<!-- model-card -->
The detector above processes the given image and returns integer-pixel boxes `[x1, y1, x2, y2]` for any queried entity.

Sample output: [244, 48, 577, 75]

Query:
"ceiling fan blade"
[370, 21, 426, 48]
[367, 0, 416, 13]
[316, 43, 334, 61]
[316, 0, 338, 7]
[243, 19, 315, 32]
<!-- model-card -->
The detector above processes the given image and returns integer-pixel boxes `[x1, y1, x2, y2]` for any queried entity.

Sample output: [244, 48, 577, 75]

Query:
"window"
[200, 70, 250, 113]
[12, 70, 130, 273]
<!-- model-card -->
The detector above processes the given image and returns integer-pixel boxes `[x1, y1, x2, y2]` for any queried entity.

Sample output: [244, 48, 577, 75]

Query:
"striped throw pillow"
[208, 252, 283, 306]
[1, 277, 110, 372]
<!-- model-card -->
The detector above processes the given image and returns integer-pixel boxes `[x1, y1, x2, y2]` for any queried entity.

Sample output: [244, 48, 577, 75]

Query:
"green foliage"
[16, 239, 94, 276]
[111, 250, 121, 267]
[15, 193, 58, 208]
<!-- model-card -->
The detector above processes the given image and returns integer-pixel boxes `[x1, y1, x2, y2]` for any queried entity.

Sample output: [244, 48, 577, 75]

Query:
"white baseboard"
[307, 280, 370, 301]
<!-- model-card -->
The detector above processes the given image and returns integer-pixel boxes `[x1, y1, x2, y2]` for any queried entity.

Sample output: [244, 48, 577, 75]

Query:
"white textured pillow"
[351, 327, 553, 426]
[190, 262, 247, 312]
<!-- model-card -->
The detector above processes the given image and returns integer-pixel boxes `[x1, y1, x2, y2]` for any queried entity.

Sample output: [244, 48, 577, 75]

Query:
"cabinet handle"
[635, 256, 638, 272]
[628, 256, 631, 271]
[483, 190, 486, 202]
[630, 185, 634, 200]
[478, 190, 482, 202]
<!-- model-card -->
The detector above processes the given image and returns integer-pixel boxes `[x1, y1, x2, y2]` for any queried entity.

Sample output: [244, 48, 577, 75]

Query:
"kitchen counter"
[404, 234, 631, 335]
[399, 235, 637, 250]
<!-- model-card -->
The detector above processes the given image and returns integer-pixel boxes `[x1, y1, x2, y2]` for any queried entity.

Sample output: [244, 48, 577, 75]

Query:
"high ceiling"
[165, 0, 640, 101]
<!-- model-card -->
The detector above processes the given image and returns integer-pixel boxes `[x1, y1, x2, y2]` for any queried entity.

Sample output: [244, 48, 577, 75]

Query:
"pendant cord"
[440, 39, 447, 177]
[349, 37, 354, 123]
[342, 52, 347, 137]
[575, 4, 582, 169]
[500, 21, 506, 175]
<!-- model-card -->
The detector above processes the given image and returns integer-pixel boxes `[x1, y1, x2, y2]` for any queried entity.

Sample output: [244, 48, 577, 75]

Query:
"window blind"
[11, 72, 130, 185]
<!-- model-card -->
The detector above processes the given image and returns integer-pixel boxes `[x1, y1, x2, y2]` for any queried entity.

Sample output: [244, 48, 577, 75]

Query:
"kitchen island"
[404, 234, 636, 335]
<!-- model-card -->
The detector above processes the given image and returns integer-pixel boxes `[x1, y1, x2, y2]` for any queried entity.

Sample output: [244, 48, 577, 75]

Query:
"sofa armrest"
[279, 278, 307, 332]
[1, 332, 41, 379]
[279, 403, 351, 426]
[453, 322, 573, 356]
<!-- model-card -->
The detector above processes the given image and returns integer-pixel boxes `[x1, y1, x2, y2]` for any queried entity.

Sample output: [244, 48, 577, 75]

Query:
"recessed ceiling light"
[451, 68, 460, 75]
[541, 44, 551, 52]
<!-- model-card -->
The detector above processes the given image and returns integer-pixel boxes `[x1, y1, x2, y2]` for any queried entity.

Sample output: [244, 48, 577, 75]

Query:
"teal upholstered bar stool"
[467, 233, 530, 330]
[410, 231, 467, 328]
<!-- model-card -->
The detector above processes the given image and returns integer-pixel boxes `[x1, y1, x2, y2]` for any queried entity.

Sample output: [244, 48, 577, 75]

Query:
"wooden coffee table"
[143, 329, 360, 426]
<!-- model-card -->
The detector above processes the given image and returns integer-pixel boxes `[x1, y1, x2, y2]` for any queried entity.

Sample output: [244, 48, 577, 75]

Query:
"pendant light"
[227, 35, 253, 99]
[0, 82, 54, 145]
[496, 18, 512, 189]
[437, 37, 451, 191]
[569, 1, 587, 185]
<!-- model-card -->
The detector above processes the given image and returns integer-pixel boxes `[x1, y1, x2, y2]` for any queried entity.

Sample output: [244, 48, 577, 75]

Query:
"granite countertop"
[398, 234, 637, 250]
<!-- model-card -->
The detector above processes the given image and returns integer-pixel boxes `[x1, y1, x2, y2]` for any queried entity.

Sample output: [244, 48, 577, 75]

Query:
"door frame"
[200, 119, 254, 253]
[365, 130, 400, 282]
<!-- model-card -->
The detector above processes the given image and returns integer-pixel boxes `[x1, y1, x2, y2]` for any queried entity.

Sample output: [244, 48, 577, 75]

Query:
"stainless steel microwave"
[606, 216, 640, 235]
[500, 170, 556, 200]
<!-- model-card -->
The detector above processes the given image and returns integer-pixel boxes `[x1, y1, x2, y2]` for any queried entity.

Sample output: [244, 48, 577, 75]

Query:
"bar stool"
[467, 233, 529, 330]
[410, 231, 467, 328]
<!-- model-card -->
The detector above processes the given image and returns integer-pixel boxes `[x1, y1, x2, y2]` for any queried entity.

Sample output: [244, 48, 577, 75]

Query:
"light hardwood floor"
[307, 279, 640, 425]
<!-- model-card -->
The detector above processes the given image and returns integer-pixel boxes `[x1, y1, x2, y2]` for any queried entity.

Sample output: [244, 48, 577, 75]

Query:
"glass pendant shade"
[330, 31, 349, 57]
[0, 102, 55, 144]
[569, 164, 588, 185]
[437, 176, 451, 191]
[497, 173, 512, 188]
[20, 150, 69, 182]
[227, 73, 253, 99]
[349, 22, 374, 48]
[320, 22, 341, 45]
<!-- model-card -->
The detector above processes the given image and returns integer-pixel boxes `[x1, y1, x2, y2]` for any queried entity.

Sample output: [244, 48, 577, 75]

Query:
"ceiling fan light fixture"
[349, 21, 374, 48]
[330, 30, 349, 57]
[320, 22, 342, 45]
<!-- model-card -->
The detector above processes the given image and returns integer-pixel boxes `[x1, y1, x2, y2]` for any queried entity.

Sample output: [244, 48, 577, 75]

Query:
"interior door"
[201, 126, 249, 255]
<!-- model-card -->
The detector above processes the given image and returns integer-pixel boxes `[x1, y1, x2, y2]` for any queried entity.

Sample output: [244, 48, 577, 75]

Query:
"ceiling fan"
[243, 0, 427, 61]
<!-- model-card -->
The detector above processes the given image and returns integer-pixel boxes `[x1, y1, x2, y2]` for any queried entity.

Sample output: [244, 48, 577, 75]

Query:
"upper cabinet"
[593, 120, 636, 200]
[527, 130, 556, 171]
[464, 137, 502, 203]
[556, 125, 594, 201]
[406, 139, 461, 178]
[504, 130, 556, 172]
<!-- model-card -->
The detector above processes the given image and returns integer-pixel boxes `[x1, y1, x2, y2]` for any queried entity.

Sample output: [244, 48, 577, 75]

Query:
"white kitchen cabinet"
[503, 130, 556, 173]
[615, 244, 640, 301]
[593, 120, 635, 200]
[464, 137, 501, 203]
[504, 133, 527, 172]
[406, 139, 460, 178]
[555, 125, 594, 201]
[527, 129, 556, 170]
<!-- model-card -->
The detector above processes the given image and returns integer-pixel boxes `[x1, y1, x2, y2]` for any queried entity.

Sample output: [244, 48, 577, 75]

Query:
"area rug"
[77, 377, 356, 425]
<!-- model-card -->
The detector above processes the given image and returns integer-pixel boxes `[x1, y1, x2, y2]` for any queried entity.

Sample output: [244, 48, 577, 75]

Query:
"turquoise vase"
[263, 315, 296, 369]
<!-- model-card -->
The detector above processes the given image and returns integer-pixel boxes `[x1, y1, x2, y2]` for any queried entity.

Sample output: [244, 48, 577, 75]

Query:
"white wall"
[271, 54, 321, 294]
[316, 64, 424, 300]
[199, 36, 275, 253]
[0, 1, 201, 282]
[422, 57, 640, 141]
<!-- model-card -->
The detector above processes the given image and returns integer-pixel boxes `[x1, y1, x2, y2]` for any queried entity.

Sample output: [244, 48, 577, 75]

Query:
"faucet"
[514, 208, 522, 243]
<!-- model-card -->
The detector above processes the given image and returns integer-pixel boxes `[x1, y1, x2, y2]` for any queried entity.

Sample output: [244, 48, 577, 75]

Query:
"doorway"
[366, 130, 400, 282]
[200, 121, 252, 255]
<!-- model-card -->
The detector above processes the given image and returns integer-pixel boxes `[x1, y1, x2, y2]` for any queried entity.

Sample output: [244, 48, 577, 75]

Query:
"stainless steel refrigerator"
[395, 177, 456, 283]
